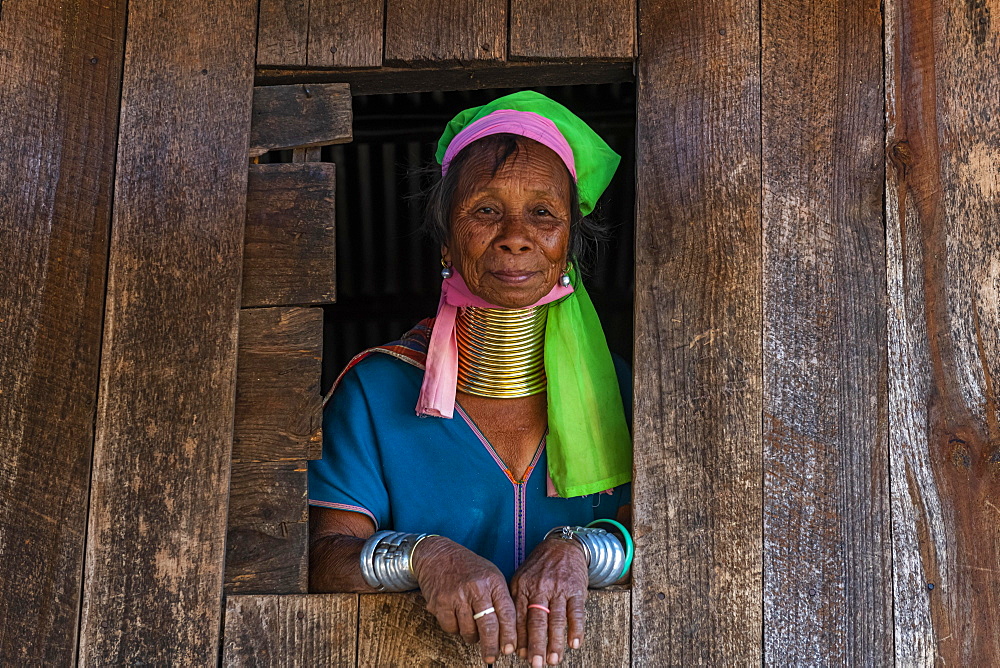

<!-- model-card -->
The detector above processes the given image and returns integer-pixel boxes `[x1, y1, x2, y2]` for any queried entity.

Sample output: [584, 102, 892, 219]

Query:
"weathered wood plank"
[632, 0, 762, 664]
[509, 0, 636, 60]
[307, 0, 384, 68]
[255, 61, 635, 94]
[0, 0, 126, 662]
[292, 147, 323, 162]
[77, 0, 257, 663]
[229, 461, 308, 524]
[223, 594, 359, 666]
[225, 461, 309, 594]
[357, 590, 629, 667]
[886, 0, 1000, 663]
[257, 0, 309, 66]
[242, 164, 336, 308]
[384, 0, 506, 65]
[250, 83, 352, 158]
[761, 0, 891, 663]
[233, 306, 323, 461]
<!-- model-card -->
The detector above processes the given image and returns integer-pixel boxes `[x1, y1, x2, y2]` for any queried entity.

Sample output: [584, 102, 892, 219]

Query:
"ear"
[440, 244, 450, 263]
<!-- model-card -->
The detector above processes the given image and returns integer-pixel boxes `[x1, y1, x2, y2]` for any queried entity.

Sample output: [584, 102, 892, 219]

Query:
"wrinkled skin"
[443, 138, 572, 309]
[310, 139, 603, 666]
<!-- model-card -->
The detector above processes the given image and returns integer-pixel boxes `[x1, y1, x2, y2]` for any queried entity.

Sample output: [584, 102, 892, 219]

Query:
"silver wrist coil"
[359, 530, 430, 591]
[544, 526, 626, 588]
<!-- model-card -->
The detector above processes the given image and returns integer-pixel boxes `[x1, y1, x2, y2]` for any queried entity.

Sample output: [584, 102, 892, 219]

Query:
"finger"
[472, 598, 500, 663]
[434, 607, 460, 636]
[546, 596, 568, 664]
[493, 592, 518, 657]
[566, 594, 586, 650]
[527, 603, 550, 668]
[456, 603, 480, 646]
[514, 594, 529, 658]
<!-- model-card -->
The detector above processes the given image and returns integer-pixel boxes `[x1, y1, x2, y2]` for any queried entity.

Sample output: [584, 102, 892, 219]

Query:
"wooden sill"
[223, 589, 631, 666]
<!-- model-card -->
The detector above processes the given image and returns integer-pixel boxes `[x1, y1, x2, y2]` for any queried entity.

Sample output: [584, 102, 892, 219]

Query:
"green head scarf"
[436, 91, 621, 216]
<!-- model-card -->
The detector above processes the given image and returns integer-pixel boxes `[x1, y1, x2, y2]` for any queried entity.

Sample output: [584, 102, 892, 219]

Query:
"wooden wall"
[886, 0, 1000, 662]
[1, 0, 997, 665]
[257, 0, 636, 68]
[0, 0, 125, 662]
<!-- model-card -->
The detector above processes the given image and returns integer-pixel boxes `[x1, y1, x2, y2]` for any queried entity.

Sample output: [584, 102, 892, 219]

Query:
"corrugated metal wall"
[264, 84, 635, 387]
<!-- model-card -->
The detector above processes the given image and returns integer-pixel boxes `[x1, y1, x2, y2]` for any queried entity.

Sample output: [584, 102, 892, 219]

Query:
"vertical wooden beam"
[384, 0, 507, 65]
[632, 0, 762, 664]
[761, 0, 891, 663]
[509, 0, 636, 60]
[886, 0, 1000, 663]
[0, 0, 125, 662]
[77, 0, 257, 663]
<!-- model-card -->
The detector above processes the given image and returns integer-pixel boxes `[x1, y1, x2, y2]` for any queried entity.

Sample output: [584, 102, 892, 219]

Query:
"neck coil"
[455, 304, 548, 398]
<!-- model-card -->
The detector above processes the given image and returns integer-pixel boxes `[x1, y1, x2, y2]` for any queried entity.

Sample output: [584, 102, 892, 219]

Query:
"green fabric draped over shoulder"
[545, 266, 632, 497]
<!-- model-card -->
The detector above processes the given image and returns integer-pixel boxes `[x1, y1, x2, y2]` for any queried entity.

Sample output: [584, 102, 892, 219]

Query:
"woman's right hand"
[411, 535, 517, 665]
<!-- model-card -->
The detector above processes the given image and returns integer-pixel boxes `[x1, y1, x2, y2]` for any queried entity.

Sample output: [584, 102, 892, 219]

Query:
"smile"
[489, 270, 539, 284]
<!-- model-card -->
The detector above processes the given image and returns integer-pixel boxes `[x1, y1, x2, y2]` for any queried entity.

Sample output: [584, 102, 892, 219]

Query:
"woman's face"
[443, 139, 572, 308]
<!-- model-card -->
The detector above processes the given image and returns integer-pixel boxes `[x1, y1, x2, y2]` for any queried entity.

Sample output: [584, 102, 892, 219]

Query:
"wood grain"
[307, 0, 384, 68]
[384, 0, 506, 65]
[632, 0, 762, 664]
[249, 83, 352, 158]
[223, 594, 359, 666]
[77, 0, 257, 663]
[357, 590, 629, 667]
[225, 461, 309, 594]
[255, 61, 635, 95]
[242, 164, 337, 308]
[886, 0, 1000, 662]
[0, 0, 125, 662]
[257, 0, 309, 66]
[233, 306, 323, 461]
[760, 0, 891, 664]
[509, 0, 636, 60]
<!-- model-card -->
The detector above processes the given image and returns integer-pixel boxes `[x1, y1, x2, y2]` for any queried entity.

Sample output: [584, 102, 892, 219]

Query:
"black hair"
[420, 133, 607, 274]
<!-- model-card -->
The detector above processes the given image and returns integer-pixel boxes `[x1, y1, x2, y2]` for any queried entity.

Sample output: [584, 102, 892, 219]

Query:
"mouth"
[489, 270, 540, 285]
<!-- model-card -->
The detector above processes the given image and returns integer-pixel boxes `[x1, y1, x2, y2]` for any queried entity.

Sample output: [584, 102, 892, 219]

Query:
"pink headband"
[440, 109, 578, 181]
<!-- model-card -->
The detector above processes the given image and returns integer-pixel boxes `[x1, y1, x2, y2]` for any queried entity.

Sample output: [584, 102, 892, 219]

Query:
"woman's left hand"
[509, 537, 589, 666]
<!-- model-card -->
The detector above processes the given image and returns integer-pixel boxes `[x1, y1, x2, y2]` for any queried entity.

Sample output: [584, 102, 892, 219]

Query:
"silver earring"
[559, 273, 571, 287]
[440, 259, 453, 279]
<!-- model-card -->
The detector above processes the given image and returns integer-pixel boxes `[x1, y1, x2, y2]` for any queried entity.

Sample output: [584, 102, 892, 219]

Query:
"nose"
[493, 213, 533, 253]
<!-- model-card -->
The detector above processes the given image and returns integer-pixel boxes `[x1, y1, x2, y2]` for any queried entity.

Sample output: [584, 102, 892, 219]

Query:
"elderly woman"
[308, 91, 633, 667]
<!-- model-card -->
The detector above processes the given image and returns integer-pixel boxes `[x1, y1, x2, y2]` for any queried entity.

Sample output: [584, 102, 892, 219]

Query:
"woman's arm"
[308, 506, 380, 592]
[308, 506, 518, 664]
[509, 502, 633, 666]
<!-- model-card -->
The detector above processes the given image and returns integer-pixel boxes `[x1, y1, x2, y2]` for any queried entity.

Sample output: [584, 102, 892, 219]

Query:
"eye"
[478, 206, 496, 214]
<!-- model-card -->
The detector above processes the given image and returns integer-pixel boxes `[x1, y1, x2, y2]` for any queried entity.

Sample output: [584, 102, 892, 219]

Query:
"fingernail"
[571, 638, 580, 649]
[503, 644, 515, 655]
[548, 652, 559, 664]
[518, 648, 527, 659]
[531, 655, 544, 668]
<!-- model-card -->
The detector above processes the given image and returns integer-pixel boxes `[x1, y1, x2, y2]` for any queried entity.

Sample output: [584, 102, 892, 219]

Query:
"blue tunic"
[308, 351, 630, 581]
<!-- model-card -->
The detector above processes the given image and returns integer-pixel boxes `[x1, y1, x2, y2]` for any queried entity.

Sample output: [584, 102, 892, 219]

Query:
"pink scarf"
[416, 271, 573, 418]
